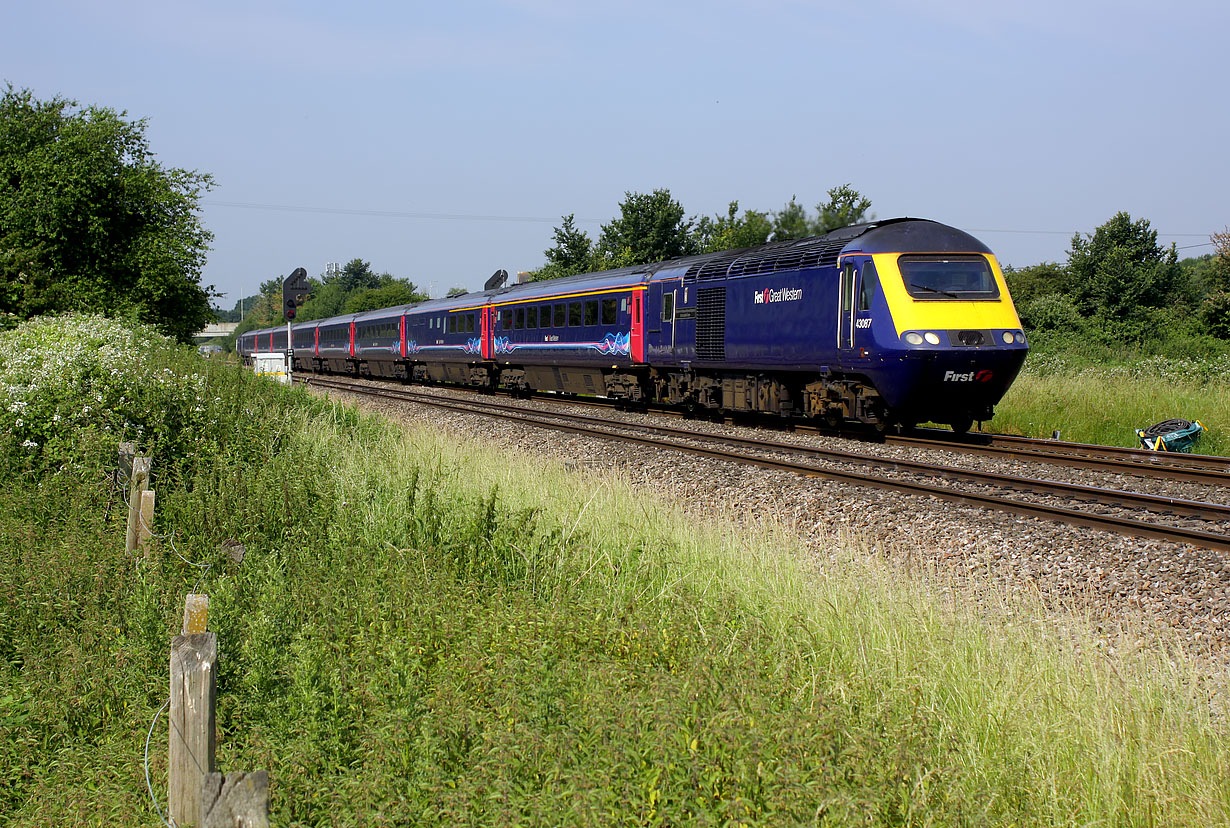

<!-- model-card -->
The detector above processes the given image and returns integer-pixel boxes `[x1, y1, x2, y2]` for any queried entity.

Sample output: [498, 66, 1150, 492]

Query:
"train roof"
[243, 219, 991, 337]
[352, 304, 416, 323]
[844, 218, 992, 256]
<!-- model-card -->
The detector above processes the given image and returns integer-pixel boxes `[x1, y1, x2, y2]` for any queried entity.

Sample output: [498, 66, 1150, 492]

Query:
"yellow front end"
[874, 252, 1023, 335]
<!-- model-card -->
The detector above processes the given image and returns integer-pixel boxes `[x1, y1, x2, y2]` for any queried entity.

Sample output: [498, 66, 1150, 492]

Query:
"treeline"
[221, 258, 434, 348]
[0, 86, 215, 343]
[218, 185, 873, 345]
[1005, 213, 1230, 359]
[528, 185, 872, 281]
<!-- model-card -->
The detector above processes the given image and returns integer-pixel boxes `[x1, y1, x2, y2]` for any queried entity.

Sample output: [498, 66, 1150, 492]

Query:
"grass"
[987, 353, 1230, 455]
[1, 317, 1229, 825]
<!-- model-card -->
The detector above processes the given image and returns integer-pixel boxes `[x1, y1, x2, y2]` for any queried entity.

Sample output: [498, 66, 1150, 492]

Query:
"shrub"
[0, 314, 213, 469]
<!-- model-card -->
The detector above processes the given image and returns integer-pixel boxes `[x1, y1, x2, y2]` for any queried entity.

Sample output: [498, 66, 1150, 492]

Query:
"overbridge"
[197, 322, 238, 340]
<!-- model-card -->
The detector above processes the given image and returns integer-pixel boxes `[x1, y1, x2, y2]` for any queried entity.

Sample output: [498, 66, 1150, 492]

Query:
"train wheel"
[949, 418, 973, 435]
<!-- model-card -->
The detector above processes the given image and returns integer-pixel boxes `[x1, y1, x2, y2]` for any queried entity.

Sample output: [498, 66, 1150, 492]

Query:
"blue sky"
[5, 0, 1227, 307]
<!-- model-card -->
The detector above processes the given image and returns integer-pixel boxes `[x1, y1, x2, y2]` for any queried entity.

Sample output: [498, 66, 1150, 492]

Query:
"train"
[238, 218, 1028, 433]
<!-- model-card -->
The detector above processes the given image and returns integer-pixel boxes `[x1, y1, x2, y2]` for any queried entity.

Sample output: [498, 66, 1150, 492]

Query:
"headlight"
[1002, 331, 1015, 344]
[905, 332, 924, 345]
[923, 332, 941, 345]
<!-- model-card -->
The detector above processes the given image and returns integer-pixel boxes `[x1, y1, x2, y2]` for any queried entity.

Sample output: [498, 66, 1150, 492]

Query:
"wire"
[203, 200, 1217, 239]
[145, 697, 177, 828]
[204, 200, 602, 225]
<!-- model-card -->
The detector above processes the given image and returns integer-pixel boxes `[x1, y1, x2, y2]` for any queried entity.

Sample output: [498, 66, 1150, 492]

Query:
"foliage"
[540, 214, 594, 277]
[0, 85, 216, 342]
[595, 189, 698, 267]
[1, 318, 1228, 824]
[0, 315, 219, 471]
[210, 293, 263, 323]
[1066, 212, 1181, 321]
[1211, 228, 1230, 292]
[770, 195, 812, 241]
[999, 357, 1230, 455]
[1199, 290, 1230, 340]
[693, 201, 774, 253]
[1003, 261, 1068, 305]
[328, 258, 382, 293]
[1015, 293, 1085, 332]
[528, 186, 877, 281]
[816, 182, 874, 233]
[341, 282, 423, 314]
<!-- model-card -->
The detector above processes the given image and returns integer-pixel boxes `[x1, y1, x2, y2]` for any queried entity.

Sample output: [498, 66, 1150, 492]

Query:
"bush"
[1199, 290, 1230, 340]
[1017, 293, 1083, 332]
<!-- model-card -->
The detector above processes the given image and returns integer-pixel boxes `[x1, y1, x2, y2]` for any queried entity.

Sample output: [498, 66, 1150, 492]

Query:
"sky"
[4, 0, 1227, 308]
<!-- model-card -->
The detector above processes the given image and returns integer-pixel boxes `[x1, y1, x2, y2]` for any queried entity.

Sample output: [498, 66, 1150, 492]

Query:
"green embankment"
[1, 316, 1228, 826]
[991, 356, 1230, 455]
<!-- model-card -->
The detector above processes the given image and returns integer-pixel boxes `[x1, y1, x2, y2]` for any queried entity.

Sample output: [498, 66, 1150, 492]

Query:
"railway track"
[300, 374, 1230, 553]
[885, 429, 1228, 486]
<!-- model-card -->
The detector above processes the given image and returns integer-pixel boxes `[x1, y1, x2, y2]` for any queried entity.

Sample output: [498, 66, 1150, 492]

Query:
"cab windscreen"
[899, 255, 999, 300]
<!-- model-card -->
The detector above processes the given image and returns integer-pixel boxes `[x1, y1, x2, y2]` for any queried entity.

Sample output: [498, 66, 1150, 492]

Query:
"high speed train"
[239, 218, 1028, 432]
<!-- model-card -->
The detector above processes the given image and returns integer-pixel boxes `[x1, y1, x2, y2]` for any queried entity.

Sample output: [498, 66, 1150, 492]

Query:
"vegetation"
[1, 316, 1228, 825]
[527, 184, 875, 281]
[1007, 214, 1230, 363]
[0, 86, 216, 343]
[220, 258, 428, 350]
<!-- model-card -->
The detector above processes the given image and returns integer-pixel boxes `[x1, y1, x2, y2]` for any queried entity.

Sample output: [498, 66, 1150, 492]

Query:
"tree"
[1210, 228, 1230, 292]
[296, 265, 426, 321]
[0, 85, 217, 341]
[771, 196, 811, 241]
[596, 189, 698, 266]
[328, 258, 382, 293]
[1199, 228, 1230, 338]
[445, 287, 469, 297]
[815, 184, 873, 234]
[342, 281, 426, 314]
[693, 201, 773, 253]
[1066, 212, 1180, 322]
[543, 214, 594, 274]
[1002, 262, 1069, 306]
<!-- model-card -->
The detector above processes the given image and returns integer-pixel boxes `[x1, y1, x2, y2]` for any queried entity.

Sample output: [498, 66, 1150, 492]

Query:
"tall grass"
[1, 316, 1228, 825]
[992, 355, 1230, 455]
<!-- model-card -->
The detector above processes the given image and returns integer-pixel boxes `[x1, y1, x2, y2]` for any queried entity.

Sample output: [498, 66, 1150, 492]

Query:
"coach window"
[511, 307, 522, 329]
[568, 302, 582, 326]
[601, 298, 617, 325]
[554, 303, 566, 327]
[585, 300, 598, 326]
[538, 305, 551, 329]
[662, 292, 674, 322]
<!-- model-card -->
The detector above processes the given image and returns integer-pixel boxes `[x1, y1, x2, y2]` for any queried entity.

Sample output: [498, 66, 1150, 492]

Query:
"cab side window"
[858, 261, 879, 312]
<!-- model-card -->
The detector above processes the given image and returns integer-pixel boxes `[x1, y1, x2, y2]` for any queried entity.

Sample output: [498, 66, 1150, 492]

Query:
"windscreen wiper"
[910, 283, 960, 298]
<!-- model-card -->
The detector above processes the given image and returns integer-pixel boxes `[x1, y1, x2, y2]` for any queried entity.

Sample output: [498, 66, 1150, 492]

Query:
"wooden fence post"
[125, 455, 151, 552]
[170, 631, 217, 826]
[201, 771, 270, 828]
[138, 489, 156, 555]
